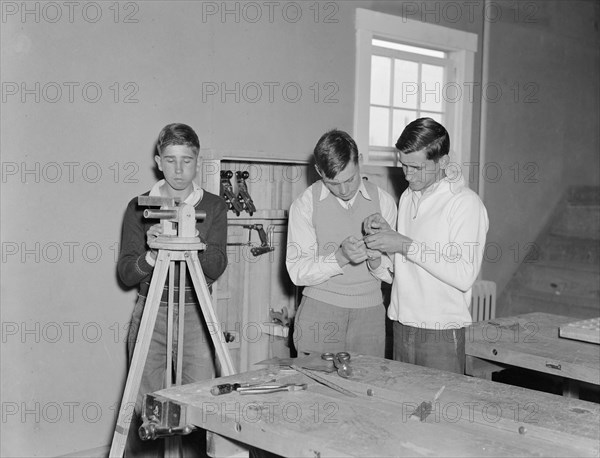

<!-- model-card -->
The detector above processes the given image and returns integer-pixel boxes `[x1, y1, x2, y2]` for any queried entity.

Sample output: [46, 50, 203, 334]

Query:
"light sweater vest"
[303, 180, 382, 308]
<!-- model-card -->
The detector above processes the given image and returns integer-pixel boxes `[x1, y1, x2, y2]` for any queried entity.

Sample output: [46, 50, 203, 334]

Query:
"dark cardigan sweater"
[117, 189, 228, 301]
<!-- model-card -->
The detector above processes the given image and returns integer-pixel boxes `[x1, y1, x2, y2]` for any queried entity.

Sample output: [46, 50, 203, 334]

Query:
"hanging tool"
[220, 170, 244, 216]
[248, 224, 274, 256]
[226, 224, 275, 257]
[269, 307, 290, 327]
[236, 170, 256, 216]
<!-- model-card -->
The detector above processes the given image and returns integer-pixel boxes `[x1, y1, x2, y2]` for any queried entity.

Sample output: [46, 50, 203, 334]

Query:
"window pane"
[370, 56, 391, 106]
[421, 112, 444, 125]
[393, 109, 417, 141]
[370, 107, 390, 146]
[372, 39, 445, 58]
[393, 60, 419, 109]
[421, 64, 444, 112]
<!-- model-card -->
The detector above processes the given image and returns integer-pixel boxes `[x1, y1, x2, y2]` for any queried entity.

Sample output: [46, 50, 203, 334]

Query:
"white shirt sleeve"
[367, 188, 397, 284]
[286, 188, 344, 286]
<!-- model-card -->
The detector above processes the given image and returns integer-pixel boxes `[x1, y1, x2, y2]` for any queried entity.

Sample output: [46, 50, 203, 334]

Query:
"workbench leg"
[465, 356, 504, 380]
[206, 432, 249, 458]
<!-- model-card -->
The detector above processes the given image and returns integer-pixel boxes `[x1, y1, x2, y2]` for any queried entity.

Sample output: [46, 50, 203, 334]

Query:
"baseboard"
[58, 445, 109, 458]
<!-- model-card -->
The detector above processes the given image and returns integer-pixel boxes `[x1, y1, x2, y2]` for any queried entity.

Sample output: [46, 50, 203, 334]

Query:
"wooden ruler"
[291, 365, 357, 397]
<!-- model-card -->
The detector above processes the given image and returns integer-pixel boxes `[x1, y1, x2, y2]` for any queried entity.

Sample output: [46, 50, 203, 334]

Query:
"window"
[354, 9, 478, 168]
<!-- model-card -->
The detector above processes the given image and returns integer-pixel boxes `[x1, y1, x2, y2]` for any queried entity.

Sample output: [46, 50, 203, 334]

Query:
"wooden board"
[465, 313, 600, 385]
[152, 354, 600, 457]
[560, 317, 600, 344]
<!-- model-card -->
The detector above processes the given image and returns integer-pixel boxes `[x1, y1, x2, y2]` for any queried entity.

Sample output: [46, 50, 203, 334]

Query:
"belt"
[139, 282, 201, 304]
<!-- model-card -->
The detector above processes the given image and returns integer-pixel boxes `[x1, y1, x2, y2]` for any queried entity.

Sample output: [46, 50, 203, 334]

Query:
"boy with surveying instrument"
[117, 123, 228, 457]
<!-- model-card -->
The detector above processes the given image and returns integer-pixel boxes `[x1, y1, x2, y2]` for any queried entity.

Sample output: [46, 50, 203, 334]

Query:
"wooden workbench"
[465, 312, 600, 397]
[150, 354, 600, 457]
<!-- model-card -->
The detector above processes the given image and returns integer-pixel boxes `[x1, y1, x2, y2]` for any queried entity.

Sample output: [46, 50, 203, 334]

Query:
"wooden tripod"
[109, 198, 236, 457]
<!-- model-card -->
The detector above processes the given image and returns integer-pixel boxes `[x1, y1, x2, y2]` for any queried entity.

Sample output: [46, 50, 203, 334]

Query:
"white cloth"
[286, 179, 397, 286]
[149, 179, 203, 206]
[387, 176, 489, 329]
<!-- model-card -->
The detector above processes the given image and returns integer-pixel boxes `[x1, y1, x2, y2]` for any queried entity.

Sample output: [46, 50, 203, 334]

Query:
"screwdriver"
[210, 379, 276, 396]
[238, 383, 307, 395]
[211, 383, 244, 396]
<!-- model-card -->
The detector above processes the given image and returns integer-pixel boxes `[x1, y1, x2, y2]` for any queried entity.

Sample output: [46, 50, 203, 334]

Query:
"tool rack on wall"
[200, 156, 315, 372]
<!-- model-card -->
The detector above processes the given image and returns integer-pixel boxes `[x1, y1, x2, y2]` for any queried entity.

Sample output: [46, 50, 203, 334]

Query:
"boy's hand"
[147, 224, 163, 241]
[364, 230, 413, 255]
[363, 213, 392, 235]
[146, 224, 163, 260]
[366, 248, 382, 269]
[336, 236, 368, 266]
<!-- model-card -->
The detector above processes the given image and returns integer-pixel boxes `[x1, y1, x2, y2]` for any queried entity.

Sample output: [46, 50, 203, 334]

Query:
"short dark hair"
[313, 129, 359, 179]
[395, 117, 449, 161]
[157, 123, 200, 154]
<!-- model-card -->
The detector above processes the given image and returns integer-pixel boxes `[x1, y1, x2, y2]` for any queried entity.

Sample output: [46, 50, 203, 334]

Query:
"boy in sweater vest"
[286, 130, 397, 357]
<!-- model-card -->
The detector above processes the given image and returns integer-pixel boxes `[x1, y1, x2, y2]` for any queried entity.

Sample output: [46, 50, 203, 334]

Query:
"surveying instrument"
[109, 196, 236, 457]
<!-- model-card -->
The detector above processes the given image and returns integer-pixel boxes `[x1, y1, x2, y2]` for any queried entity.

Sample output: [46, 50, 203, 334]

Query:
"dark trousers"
[393, 322, 465, 374]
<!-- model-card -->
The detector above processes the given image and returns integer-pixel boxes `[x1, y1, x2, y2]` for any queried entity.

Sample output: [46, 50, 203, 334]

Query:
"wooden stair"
[498, 186, 600, 319]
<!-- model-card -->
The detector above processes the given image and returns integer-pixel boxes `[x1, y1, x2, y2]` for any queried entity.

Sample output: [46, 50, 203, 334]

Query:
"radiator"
[470, 280, 497, 322]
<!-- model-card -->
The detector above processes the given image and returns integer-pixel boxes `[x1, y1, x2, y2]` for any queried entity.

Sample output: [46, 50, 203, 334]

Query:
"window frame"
[354, 9, 478, 169]
[369, 43, 453, 152]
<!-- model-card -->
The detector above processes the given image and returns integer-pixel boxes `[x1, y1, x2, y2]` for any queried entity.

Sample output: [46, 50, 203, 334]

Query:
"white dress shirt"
[286, 179, 397, 286]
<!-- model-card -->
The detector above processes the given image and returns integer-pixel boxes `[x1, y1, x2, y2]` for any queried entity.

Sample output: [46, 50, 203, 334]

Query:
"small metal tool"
[220, 170, 244, 216]
[321, 351, 352, 378]
[255, 351, 336, 373]
[410, 385, 446, 422]
[236, 170, 256, 216]
[291, 365, 357, 397]
[238, 383, 307, 395]
[210, 379, 276, 396]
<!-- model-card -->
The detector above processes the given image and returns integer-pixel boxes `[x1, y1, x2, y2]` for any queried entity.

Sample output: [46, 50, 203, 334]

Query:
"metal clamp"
[227, 224, 275, 256]
[140, 394, 196, 441]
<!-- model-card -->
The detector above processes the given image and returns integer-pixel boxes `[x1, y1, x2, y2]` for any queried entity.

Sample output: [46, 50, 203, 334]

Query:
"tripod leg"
[185, 251, 236, 376]
[176, 262, 186, 385]
[165, 262, 186, 458]
[110, 250, 171, 458]
[166, 261, 175, 388]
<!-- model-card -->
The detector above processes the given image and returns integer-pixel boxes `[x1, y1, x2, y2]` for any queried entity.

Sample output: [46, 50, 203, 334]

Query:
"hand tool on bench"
[410, 385, 446, 422]
[255, 351, 336, 373]
[211, 379, 276, 396]
[238, 383, 308, 395]
[321, 351, 353, 378]
[291, 365, 358, 398]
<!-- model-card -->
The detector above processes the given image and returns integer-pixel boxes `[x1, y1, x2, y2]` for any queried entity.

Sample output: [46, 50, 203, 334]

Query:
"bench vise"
[139, 394, 196, 441]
